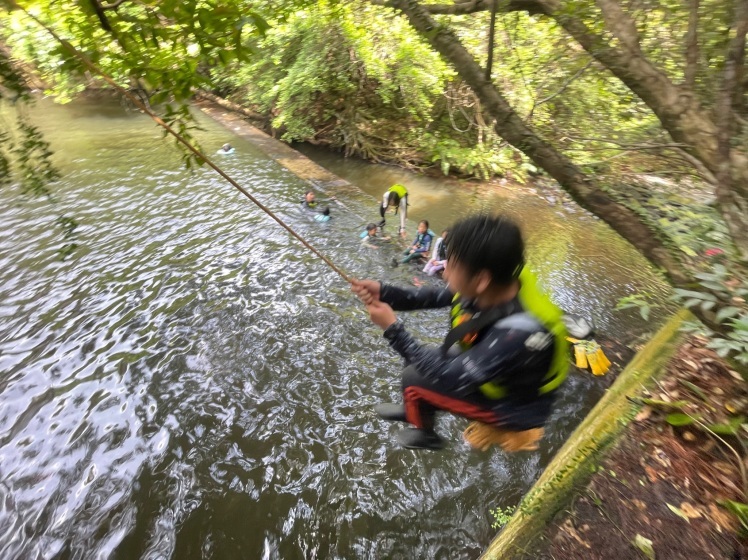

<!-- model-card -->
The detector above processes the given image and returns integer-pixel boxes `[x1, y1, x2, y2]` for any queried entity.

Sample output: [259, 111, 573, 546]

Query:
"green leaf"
[666, 412, 698, 426]
[641, 307, 650, 321]
[729, 318, 748, 330]
[718, 500, 748, 534]
[705, 416, 746, 436]
[633, 534, 655, 560]
[679, 245, 697, 257]
[678, 379, 708, 402]
[666, 503, 690, 523]
[715, 306, 742, 323]
[674, 289, 715, 300]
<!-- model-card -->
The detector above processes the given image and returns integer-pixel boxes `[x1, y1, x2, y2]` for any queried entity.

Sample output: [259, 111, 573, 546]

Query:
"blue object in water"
[314, 214, 331, 223]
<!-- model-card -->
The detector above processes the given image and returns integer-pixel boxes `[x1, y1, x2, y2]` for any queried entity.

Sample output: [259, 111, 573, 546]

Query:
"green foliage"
[673, 264, 748, 365]
[490, 505, 516, 529]
[11, 114, 60, 198]
[213, 1, 461, 167]
[1, 108, 78, 258]
[0, 47, 29, 102]
[0, 0, 307, 168]
[615, 292, 659, 322]
[718, 499, 748, 537]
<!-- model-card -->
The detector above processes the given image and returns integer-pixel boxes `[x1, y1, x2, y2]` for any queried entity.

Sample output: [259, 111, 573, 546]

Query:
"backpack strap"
[441, 308, 506, 355]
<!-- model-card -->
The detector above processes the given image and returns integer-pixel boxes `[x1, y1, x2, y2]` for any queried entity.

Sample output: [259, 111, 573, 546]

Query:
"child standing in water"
[378, 184, 408, 237]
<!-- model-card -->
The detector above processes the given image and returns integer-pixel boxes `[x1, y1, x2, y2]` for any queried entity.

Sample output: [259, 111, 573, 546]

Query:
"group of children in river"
[300, 181, 448, 275]
[220, 143, 572, 452]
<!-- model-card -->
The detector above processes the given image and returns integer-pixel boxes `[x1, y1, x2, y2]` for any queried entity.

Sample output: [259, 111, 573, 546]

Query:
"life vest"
[436, 237, 448, 261]
[413, 232, 432, 249]
[387, 184, 408, 199]
[446, 268, 569, 399]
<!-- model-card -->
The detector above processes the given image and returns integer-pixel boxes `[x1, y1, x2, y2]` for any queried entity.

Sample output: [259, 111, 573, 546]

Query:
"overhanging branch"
[368, 0, 544, 15]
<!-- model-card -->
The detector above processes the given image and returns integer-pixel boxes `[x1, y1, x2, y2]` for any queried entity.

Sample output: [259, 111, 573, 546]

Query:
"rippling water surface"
[0, 98, 670, 559]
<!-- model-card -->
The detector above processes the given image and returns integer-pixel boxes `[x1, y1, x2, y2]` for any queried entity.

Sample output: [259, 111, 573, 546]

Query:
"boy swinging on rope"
[351, 214, 568, 450]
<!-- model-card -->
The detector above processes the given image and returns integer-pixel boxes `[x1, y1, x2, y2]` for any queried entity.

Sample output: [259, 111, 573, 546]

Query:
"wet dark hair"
[366, 222, 377, 232]
[447, 214, 524, 285]
[387, 192, 401, 207]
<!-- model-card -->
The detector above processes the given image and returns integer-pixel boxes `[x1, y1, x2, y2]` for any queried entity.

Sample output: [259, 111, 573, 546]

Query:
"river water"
[0, 97, 670, 559]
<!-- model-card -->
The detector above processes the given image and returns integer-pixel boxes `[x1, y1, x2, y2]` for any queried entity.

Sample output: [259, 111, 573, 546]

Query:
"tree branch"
[88, 0, 112, 32]
[684, 0, 699, 89]
[595, 0, 642, 52]
[528, 59, 592, 117]
[100, 0, 128, 9]
[715, 0, 748, 260]
[381, 0, 689, 282]
[369, 0, 545, 15]
[485, 0, 498, 81]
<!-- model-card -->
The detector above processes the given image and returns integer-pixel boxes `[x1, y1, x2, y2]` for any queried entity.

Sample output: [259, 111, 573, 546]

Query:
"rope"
[15, 2, 352, 284]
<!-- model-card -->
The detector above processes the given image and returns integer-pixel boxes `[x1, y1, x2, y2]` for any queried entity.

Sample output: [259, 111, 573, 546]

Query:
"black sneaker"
[396, 428, 446, 450]
[375, 403, 407, 422]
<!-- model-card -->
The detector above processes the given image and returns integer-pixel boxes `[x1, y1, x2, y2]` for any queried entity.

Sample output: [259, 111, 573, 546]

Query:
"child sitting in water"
[217, 143, 235, 154]
[361, 223, 391, 249]
[423, 229, 449, 276]
[400, 220, 432, 264]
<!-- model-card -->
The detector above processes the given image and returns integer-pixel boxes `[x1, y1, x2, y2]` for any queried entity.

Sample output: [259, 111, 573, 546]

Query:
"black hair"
[387, 192, 401, 207]
[419, 219, 429, 229]
[446, 214, 524, 285]
[366, 222, 377, 231]
[305, 190, 315, 197]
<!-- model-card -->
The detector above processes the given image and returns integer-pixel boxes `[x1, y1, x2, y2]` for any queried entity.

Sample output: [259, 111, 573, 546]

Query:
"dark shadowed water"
[0, 97, 671, 559]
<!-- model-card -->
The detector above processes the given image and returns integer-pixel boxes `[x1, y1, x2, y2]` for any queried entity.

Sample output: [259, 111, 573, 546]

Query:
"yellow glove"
[567, 337, 611, 376]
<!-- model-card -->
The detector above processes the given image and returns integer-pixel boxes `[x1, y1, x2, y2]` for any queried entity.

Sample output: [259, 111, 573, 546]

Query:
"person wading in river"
[351, 214, 568, 450]
[378, 184, 408, 238]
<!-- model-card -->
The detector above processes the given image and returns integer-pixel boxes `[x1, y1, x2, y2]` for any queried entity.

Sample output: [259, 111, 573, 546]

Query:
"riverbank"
[540, 333, 747, 559]
[482, 310, 747, 559]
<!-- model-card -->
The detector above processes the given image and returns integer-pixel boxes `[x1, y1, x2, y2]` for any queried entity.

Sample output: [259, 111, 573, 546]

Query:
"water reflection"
[0, 98, 670, 559]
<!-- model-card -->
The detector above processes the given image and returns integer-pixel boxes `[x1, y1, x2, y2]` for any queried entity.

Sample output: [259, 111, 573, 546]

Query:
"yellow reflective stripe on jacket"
[516, 267, 569, 395]
[449, 268, 569, 399]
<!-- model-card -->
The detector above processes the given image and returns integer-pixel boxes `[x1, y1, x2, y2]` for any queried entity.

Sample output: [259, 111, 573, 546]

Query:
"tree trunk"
[543, 0, 721, 172]
[389, 0, 688, 282]
[684, 0, 699, 89]
[412, 0, 748, 260]
[716, 0, 748, 261]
